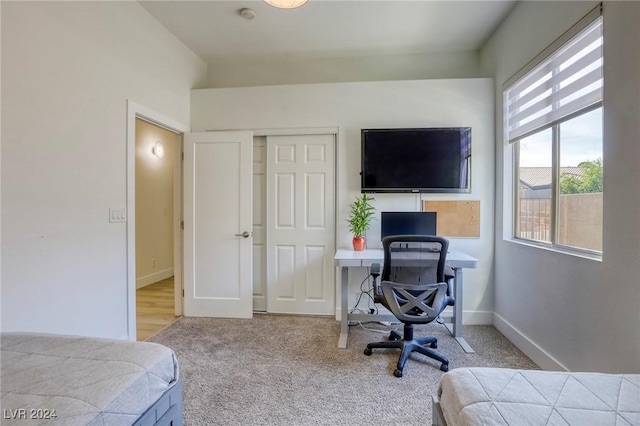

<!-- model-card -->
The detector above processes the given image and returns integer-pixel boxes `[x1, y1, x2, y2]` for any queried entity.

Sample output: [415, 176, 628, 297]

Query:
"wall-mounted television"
[361, 127, 471, 193]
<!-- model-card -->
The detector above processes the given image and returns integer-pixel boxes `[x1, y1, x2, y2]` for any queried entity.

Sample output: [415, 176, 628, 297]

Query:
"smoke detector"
[239, 8, 256, 20]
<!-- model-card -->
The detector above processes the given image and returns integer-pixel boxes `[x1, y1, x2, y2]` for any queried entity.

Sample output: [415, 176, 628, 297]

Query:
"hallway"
[136, 277, 180, 341]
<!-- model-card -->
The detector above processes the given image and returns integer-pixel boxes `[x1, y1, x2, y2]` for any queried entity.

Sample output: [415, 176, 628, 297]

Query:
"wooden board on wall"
[422, 201, 480, 238]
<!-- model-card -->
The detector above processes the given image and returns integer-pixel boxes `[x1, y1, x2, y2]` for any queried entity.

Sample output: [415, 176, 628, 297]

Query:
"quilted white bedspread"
[437, 367, 640, 426]
[0, 332, 179, 425]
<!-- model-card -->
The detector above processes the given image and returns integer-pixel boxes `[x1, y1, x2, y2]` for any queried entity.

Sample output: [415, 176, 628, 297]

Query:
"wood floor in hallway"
[136, 277, 181, 341]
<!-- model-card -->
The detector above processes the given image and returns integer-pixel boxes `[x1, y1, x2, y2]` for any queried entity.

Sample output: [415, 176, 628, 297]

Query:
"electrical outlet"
[152, 258, 156, 268]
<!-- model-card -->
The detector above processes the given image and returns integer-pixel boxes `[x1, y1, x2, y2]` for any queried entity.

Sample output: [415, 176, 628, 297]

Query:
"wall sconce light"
[152, 140, 165, 158]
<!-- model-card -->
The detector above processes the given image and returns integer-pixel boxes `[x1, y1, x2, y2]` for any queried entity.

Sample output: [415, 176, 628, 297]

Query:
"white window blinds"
[505, 12, 603, 143]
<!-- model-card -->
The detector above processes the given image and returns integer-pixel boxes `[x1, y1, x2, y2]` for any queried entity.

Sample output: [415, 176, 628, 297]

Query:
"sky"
[519, 107, 603, 167]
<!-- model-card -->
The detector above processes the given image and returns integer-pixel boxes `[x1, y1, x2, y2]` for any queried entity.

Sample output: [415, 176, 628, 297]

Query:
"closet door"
[266, 134, 335, 315]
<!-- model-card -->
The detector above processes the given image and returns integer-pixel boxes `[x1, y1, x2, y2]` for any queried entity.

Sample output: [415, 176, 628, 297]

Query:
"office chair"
[364, 235, 454, 377]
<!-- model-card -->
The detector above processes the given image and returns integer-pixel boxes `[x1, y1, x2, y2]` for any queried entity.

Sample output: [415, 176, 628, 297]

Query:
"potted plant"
[347, 193, 375, 251]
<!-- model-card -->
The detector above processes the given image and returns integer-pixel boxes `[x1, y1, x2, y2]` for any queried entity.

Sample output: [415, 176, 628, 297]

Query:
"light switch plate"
[109, 207, 126, 223]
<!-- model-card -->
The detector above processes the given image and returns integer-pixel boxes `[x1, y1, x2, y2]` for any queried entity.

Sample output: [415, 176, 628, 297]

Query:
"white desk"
[334, 248, 478, 353]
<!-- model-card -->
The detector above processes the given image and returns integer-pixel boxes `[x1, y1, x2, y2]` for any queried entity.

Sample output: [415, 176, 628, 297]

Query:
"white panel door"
[184, 131, 253, 318]
[267, 134, 335, 315]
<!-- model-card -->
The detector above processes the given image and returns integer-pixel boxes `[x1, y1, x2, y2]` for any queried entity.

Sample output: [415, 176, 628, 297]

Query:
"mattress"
[1, 332, 179, 425]
[436, 367, 640, 426]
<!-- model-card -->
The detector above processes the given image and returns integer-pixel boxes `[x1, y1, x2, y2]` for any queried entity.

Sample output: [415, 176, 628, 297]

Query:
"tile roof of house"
[519, 167, 584, 189]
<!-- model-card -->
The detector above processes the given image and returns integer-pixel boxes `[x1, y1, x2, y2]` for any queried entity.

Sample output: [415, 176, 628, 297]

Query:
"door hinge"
[182, 289, 184, 297]
[181, 152, 184, 160]
[181, 221, 184, 230]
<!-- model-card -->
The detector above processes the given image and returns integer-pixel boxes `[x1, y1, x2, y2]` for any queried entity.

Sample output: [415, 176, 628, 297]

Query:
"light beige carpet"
[148, 315, 539, 425]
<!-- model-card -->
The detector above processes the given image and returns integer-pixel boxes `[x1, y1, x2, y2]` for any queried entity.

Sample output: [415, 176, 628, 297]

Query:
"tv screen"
[381, 212, 437, 239]
[361, 127, 471, 193]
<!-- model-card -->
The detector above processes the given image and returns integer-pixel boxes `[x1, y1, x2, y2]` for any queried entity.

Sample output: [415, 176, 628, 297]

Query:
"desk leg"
[445, 267, 475, 354]
[338, 266, 349, 349]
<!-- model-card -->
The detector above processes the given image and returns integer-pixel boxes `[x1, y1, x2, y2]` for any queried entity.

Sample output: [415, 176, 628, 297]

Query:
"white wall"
[191, 79, 495, 323]
[207, 50, 483, 88]
[135, 119, 176, 289]
[1, 2, 206, 338]
[482, 1, 640, 372]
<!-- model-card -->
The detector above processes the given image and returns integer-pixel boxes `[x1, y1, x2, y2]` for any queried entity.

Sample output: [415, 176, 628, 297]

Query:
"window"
[505, 6, 603, 255]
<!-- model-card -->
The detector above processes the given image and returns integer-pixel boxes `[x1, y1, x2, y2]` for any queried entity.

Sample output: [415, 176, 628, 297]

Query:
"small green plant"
[347, 193, 375, 238]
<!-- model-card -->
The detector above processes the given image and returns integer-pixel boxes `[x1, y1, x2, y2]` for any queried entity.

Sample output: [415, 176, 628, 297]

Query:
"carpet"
[148, 314, 539, 425]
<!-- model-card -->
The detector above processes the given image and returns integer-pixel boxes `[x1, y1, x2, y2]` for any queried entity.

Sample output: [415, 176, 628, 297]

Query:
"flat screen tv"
[361, 127, 471, 193]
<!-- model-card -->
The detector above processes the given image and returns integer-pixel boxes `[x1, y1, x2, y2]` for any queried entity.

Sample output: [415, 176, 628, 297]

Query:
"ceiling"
[138, 0, 517, 64]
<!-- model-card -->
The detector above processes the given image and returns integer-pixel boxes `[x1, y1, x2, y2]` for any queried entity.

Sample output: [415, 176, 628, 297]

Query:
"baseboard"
[463, 310, 493, 325]
[137, 268, 174, 289]
[493, 312, 568, 371]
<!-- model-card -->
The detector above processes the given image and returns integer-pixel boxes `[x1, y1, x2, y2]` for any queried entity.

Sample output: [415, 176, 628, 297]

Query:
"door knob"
[235, 231, 250, 238]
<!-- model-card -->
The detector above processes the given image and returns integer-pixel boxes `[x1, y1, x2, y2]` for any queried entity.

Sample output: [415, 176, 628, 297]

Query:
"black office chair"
[364, 235, 454, 377]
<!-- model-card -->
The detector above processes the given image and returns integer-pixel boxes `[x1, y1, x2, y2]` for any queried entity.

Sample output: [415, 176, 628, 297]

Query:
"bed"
[432, 367, 640, 426]
[0, 332, 183, 426]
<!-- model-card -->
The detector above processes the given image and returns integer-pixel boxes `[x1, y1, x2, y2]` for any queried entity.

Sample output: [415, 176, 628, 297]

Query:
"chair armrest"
[444, 266, 455, 306]
[444, 265, 454, 281]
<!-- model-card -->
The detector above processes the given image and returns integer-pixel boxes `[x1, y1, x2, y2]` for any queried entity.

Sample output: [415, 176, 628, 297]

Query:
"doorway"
[134, 118, 182, 340]
[126, 101, 188, 340]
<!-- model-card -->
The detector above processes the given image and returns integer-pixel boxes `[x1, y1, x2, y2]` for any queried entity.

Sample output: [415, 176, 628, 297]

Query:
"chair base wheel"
[440, 363, 449, 372]
[364, 347, 372, 356]
[394, 368, 403, 378]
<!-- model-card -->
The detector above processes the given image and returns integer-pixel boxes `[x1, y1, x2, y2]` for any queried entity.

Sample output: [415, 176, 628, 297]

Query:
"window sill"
[505, 238, 603, 262]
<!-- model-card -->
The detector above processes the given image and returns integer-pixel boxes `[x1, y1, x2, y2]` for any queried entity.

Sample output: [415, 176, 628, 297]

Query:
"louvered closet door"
[266, 134, 335, 315]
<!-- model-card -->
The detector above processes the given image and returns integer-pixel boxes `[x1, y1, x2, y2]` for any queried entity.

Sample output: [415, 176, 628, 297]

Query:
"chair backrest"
[379, 234, 450, 324]
[381, 234, 449, 284]
[380, 281, 448, 323]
